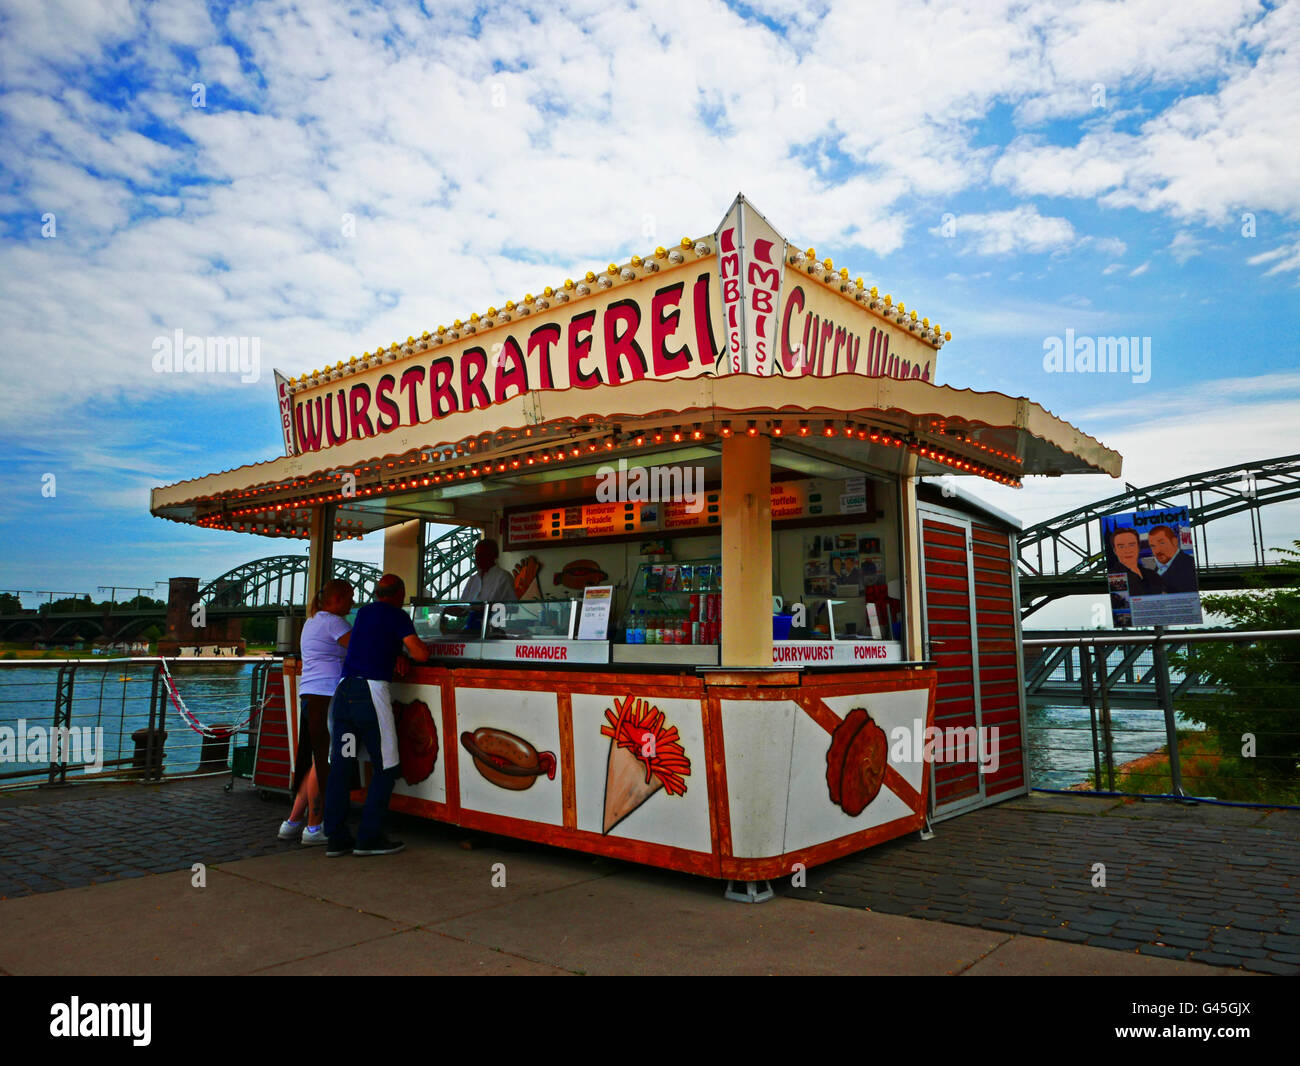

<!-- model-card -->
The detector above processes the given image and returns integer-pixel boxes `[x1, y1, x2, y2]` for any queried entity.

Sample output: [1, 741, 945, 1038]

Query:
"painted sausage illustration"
[461, 727, 557, 791]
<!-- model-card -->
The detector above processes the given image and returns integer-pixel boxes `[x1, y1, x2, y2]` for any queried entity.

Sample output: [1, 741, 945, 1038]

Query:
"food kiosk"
[152, 195, 1121, 892]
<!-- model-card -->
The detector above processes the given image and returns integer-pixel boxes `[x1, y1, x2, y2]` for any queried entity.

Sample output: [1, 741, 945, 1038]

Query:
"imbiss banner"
[287, 198, 940, 454]
[714, 194, 787, 375]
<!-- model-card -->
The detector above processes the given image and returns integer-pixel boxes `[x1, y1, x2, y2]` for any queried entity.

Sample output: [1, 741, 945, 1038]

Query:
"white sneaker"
[278, 818, 304, 840]
[301, 825, 328, 846]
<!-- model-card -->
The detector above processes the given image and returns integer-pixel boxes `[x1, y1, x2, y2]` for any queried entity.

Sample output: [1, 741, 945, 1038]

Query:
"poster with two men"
[1102, 506, 1203, 627]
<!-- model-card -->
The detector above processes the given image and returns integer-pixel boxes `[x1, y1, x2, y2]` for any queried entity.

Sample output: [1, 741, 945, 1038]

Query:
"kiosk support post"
[306, 503, 336, 605]
[899, 457, 926, 662]
[720, 433, 772, 667]
[384, 519, 422, 590]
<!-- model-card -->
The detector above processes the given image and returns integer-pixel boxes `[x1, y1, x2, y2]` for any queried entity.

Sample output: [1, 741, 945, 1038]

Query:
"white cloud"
[1247, 238, 1300, 279]
[1168, 231, 1204, 264]
[938, 205, 1076, 256]
[1129, 260, 1150, 276]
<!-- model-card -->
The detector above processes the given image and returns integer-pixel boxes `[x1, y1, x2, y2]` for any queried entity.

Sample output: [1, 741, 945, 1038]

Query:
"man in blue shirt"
[323, 573, 432, 856]
[1147, 524, 1199, 594]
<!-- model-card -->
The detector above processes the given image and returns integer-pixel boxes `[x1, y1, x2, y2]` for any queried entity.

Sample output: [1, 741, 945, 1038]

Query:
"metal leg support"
[724, 879, 775, 904]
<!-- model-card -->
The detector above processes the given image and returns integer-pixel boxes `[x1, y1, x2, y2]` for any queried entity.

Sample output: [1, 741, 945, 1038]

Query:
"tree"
[38, 595, 92, 616]
[0, 592, 22, 613]
[1175, 541, 1300, 781]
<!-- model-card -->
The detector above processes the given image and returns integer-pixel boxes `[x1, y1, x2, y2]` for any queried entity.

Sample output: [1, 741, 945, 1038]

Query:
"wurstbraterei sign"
[284, 196, 944, 455]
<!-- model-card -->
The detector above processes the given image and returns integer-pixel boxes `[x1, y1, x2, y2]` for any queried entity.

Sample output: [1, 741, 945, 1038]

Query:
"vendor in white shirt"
[461, 538, 517, 603]
[445, 538, 516, 635]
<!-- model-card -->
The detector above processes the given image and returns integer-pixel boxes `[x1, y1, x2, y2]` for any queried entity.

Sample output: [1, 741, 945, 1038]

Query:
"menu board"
[506, 478, 874, 547]
[507, 500, 650, 546]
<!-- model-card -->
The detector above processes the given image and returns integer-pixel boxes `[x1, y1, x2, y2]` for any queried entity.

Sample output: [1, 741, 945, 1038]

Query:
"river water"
[0, 661, 265, 779]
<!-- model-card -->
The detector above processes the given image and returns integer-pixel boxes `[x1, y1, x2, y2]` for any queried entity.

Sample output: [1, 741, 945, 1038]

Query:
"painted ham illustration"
[600, 694, 690, 833]
[554, 559, 608, 589]
[825, 707, 888, 816]
[394, 699, 439, 786]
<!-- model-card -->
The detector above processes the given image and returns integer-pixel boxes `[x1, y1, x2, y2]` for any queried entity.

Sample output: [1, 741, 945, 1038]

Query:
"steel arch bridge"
[1018, 453, 1300, 617]
[197, 525, 482, 609]
[422, 526, 481, 601]
[201, 556, 383, 608]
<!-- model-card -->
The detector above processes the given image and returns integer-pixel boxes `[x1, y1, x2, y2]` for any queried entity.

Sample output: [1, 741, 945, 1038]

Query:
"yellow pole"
[305, 504, 335, 607]
[720, 434, 772, 667]
[383, 520, 422, 595]
[898, 458, 925, 662]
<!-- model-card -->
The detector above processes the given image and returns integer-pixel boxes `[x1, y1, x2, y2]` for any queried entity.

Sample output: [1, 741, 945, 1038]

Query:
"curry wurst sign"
[286, 201, 941, 455]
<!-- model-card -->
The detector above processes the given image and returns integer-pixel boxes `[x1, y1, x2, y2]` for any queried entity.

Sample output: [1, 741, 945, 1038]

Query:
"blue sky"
[0, 0, 1297, 625]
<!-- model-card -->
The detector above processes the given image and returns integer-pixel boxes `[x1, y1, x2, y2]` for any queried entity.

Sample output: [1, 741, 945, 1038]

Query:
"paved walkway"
[0, 780, 1290, 975]
[788, 792, 1300, 975]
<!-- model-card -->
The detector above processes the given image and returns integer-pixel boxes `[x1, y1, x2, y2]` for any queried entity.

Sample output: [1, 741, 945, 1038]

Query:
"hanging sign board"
[1102, 507, 1203, 627]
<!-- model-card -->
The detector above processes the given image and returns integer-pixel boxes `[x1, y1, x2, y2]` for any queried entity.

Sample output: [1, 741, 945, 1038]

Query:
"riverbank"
[1080, 731, 1300, 805]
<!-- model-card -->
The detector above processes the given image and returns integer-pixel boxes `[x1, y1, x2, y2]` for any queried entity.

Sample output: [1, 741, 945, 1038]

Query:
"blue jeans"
[323, 677, 399, 845]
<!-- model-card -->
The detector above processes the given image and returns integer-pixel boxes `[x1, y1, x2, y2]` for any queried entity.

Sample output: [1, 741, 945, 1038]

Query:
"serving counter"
[379, 662, 935, 879]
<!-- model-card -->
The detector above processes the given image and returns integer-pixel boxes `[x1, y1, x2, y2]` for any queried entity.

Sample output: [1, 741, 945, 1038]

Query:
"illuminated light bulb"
[720, 423, 733, 438]
[798, 421, 810, 437]
[691, 424, 703, 440]
[585, 271, 596, 283]
[671, 430, 682, 443]
[654, 246, 667, 259]
[564, 279, 575, 290]
[944, 331, 952, 341]
[823, 423, 835, 437]
[630, 255, 643, 267]
[747, 420, 759, 437]
[633, 435, 644, 446]
[543, 286, 554, 298]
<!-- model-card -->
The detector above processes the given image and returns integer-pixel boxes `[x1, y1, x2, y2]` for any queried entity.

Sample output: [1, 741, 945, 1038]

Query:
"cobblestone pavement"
[0, 779, 327, 897]
[782, 793, 1300, 975]
[0, 778, 513, 900]
[3, 782, 1297, 974]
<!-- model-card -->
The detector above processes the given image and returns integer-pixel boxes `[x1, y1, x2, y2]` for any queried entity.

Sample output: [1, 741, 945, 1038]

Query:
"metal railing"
[1023, 630, 1300, 806]
[0, 657, 278, 789]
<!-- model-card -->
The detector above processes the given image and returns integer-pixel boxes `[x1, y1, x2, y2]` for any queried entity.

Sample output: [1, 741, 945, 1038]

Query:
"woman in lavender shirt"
[279, 579, 354, 844]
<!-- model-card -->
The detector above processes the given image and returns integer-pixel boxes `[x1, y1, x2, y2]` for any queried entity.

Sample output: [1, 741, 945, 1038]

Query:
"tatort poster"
[1102, 506, 1203, 627]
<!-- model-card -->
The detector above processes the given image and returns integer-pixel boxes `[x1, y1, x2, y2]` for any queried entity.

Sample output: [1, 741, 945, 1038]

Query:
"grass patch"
[1094, 730, 1300, 804]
